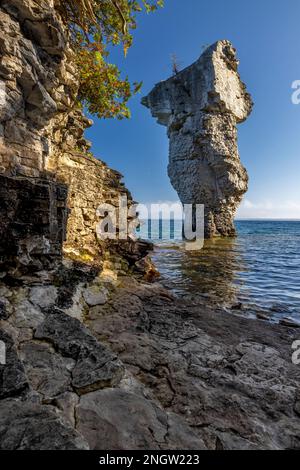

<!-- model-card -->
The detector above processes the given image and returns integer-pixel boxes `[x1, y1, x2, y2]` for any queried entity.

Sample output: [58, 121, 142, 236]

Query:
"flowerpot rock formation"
[142, 40, 253, 238]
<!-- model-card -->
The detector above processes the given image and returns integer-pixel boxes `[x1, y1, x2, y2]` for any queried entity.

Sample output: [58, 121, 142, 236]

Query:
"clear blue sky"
[86, 0, 300, 219]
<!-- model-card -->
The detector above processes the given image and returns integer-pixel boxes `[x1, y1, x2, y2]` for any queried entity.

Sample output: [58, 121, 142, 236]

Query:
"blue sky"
[86, 0, 300, 219]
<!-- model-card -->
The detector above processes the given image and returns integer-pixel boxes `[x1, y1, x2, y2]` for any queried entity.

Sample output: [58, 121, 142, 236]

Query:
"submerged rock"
[280, 317, 300, 328]
[142, 40, 253, 237]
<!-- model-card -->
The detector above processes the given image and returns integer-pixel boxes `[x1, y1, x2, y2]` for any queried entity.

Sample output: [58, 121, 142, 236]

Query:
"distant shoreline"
[139, 218, 300, 222]
[235, 218, 300, 222]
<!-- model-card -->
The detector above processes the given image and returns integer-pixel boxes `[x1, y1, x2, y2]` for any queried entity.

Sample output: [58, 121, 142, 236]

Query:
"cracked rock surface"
[1, 264, 300, 450]
[85, 277, 300, 450]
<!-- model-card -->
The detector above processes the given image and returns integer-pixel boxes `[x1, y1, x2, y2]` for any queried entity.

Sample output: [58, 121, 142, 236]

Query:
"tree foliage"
[57, 0, 163, 119]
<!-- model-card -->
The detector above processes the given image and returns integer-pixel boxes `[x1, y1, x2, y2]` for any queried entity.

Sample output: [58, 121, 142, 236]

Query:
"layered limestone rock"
[0, 0, 76, 177]
[0, 174, 68, 274]
[142, 40, 253, 237]
[0, 0, 148, 273]
[1, 269, 300, 450]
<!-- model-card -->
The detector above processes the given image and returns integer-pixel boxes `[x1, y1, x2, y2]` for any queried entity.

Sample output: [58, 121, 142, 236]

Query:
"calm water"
[138, 220, 300, 322]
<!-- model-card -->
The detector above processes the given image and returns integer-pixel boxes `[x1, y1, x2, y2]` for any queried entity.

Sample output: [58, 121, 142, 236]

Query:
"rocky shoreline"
[0, 0, 299, 452]
[1, 262, 300, 450]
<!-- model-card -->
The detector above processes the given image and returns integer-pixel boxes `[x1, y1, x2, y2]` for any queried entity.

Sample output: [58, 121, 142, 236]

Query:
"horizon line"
[235, 218, 300, 221]
[138, 218, 300, 222]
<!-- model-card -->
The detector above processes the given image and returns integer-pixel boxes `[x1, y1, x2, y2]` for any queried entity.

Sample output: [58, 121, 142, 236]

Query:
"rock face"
[0, 0, 75, 178]
[0, 0, 149, 272]
[0, 174, 68, 274]
[142, 40, 253, 237]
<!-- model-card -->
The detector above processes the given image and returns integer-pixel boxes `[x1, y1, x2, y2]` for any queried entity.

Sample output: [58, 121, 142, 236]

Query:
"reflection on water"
[149, 221, 300, 322]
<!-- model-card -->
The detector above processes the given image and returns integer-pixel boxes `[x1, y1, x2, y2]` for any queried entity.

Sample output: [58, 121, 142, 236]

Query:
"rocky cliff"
[0, 0, 148, 275]
[142, 40, 253, 237]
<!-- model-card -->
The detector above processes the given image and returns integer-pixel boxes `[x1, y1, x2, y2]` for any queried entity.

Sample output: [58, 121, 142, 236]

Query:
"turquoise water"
[139, 220, 300, 322]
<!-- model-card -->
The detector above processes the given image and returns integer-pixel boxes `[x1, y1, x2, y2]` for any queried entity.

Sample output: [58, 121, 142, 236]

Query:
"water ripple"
[151, 221, 300, 322]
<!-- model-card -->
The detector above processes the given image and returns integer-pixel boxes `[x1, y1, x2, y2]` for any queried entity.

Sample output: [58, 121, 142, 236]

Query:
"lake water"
[138, 220, 300, 322]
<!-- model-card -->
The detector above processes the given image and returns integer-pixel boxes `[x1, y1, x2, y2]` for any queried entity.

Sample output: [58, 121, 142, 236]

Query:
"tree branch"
[111, 0, 127, 34]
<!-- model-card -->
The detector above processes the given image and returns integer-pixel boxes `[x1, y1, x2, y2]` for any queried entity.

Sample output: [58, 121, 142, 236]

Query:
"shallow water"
[140, 220, 300, 322]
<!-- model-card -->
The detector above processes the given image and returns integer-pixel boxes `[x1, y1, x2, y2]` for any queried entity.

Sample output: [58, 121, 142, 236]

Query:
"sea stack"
[142, 40, 253, 238]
